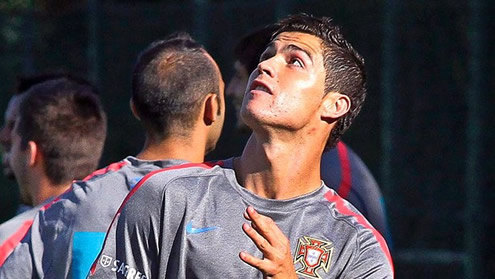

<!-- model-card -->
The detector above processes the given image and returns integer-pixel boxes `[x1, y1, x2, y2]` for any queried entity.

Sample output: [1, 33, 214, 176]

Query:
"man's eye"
[290, 58, 303, 67]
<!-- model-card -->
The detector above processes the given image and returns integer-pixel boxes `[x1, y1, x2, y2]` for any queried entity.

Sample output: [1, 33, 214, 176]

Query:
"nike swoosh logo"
[186, 221, 219, 235]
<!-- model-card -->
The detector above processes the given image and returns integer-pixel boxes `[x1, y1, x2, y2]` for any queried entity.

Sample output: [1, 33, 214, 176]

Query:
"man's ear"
[203, 93, 219, 126]
[321, 92, 351, 120]
[129, 99, 141, 120]
[27, 141, 39, 167]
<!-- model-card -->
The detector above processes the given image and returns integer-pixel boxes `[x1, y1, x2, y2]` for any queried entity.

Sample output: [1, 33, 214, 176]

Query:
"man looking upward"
[227, 25, 392, 245]
[92, 14, 393, 279]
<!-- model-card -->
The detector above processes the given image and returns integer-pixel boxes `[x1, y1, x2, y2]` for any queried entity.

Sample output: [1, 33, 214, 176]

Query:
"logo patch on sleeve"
[294, 236, 334, 279]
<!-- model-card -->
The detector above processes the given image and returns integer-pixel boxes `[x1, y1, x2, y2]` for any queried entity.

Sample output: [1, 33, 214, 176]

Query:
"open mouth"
[253, 85, 270, 93]
[249, 80, 272, 95]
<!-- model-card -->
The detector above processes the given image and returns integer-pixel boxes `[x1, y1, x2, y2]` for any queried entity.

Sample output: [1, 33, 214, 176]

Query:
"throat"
[234, 141, 323, 200]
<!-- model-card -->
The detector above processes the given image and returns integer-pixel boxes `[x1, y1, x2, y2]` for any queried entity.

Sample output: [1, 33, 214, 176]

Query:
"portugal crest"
[294, 236, 334, 278]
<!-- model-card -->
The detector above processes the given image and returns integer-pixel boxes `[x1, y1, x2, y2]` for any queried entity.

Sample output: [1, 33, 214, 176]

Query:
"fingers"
[239, 251, 264, 269]
[242, 206, 291, 262]
[243, 223, 271, 254]
[239, 250, 281, 277]
[241, 206, 297, 278]
[244, 206, 284, 245]
[243, 209, 251, 220]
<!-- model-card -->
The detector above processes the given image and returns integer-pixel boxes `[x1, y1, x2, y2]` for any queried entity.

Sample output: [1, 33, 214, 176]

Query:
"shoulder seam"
[88, 160, 222, 275]
[324, 190, 394, 273]
[80, 161, 129, 182]
[120, 161, 222, 211]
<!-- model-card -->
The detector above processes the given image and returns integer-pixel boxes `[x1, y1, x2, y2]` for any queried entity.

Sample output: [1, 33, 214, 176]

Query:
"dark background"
[0, 0, 493, 278]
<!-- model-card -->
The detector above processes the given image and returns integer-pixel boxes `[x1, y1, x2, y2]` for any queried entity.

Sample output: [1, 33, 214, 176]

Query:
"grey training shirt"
[91, 159, 393, 278]
[0, 157, 187, 279]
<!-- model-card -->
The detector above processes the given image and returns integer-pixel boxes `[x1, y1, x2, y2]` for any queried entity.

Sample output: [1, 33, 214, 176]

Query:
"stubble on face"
[240, 32, 326, 132]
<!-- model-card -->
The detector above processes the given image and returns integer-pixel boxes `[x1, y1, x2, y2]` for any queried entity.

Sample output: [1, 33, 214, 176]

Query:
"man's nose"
[257, 57, 278, 79]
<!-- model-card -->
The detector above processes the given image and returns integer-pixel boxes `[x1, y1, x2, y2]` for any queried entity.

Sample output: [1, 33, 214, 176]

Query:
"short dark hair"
[16, 77, 107, 185]
[132, 32, 220, 138]
[273, 14, 367, 149]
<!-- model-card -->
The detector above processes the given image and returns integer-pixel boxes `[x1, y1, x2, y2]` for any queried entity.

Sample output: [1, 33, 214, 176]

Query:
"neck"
[235, 132, 325, 200]
[136, 132, 206, 163]
[31, 178, 71, 206]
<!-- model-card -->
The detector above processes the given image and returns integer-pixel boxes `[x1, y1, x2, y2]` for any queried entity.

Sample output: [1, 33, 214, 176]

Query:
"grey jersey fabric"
[0, 202, 45, 246]
[91, 159, 393, 279]
[0, 157, 187, 279]
[321, 142, 392, 247]
[0, 198, 56, 266]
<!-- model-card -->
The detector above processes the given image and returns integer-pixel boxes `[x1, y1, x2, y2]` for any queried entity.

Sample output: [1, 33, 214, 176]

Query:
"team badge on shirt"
[100, 255, 112, 267]
[294, 236, 334, 279]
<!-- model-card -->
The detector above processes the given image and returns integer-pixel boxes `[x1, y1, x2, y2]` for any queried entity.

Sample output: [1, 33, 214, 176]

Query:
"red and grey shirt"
[0, 200, 52, 265]
[0, 157, 187, 279]
[321, 142, 392, 246]
[91, 158, 393, 278]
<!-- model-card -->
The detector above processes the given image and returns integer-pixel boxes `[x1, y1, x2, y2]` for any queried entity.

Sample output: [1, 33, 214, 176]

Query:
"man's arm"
[341, 230, 394, 279]
[348, 151, 393, 247]
[322, 143, 393, 247]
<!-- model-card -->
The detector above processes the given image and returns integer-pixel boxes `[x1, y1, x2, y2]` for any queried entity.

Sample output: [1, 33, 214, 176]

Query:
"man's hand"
[239, 206, 298, 279]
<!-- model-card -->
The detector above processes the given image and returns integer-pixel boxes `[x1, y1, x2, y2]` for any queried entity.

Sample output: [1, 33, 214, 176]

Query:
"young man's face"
[0, 95, 22, 179]
[240, 32, 327, 131]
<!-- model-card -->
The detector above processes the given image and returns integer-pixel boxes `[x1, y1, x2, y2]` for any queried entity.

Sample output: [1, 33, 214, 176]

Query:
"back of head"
[17, 77, 107, 184]
[132, 32, 220, 139]
[273, 13, 367, 149]
[1, 73, 91, 181]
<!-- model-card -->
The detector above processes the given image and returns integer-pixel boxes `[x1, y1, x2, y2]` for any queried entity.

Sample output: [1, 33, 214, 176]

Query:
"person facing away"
[0, 32, 225, 279]
[0, 76, 107, 264]
[226, 25, 393, 246]
[0, 74, 91, 215]
[91, 14, 393, 279]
